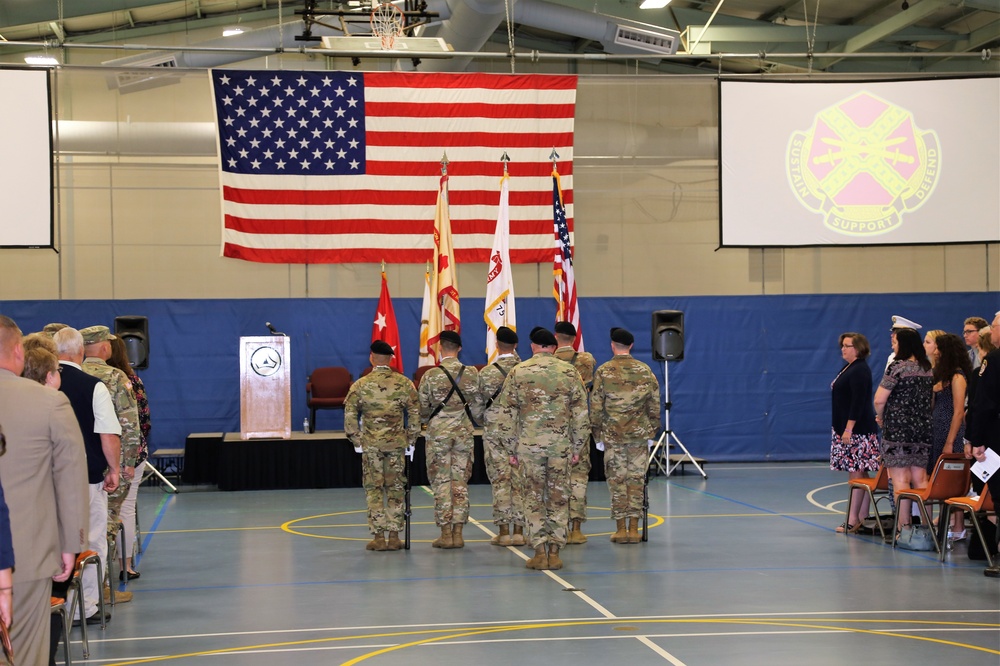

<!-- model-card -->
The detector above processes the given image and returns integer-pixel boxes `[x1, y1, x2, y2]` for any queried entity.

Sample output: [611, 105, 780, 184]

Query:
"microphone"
[265, 321, 285, 336]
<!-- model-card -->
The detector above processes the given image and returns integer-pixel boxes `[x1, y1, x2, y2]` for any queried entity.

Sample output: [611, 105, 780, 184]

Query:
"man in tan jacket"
[0, 315, 88, 665]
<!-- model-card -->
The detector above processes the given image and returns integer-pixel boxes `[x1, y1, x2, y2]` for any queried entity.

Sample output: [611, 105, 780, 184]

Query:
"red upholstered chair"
[412, 365, 434, 389]
[306, 367, 352, 433]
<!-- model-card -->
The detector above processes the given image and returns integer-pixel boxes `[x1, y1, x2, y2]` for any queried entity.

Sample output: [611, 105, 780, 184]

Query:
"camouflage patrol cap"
[610, 327, 634, 346]
[529, 327, 557, 347]
[554, 321, 576, 338]
[42, 323, 69, 336]
[496, 326, 518, 345]
[370, 340, 394, 356]
[80, 325, 116, 346]
[439, 330, 462, 347]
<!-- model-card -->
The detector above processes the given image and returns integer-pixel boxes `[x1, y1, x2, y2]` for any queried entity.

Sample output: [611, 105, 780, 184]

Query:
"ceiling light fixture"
[639, 0, 672, 8]
[24, 55, 59, 65]
[223, 26, 245, 37]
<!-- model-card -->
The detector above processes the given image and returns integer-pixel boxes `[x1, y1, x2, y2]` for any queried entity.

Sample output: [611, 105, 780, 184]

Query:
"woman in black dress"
[830, 333, 879, 533]
[873, 328, 934, 531]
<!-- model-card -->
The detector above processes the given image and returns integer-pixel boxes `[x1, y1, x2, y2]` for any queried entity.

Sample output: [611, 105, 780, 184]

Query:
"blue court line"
[125, 493, 176, 577]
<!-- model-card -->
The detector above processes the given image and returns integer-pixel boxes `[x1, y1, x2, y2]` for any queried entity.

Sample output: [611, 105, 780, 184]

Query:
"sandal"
[835, 522, 860, 534]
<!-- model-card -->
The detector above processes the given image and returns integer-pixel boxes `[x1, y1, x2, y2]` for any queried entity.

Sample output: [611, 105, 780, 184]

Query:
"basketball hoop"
[371, 2, 405, 50]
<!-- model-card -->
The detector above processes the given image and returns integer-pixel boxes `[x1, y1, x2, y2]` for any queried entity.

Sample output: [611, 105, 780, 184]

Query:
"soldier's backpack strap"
[483, 361, 509, 411]
[570, 351, 593, 391]
[431, 365, 478, 427]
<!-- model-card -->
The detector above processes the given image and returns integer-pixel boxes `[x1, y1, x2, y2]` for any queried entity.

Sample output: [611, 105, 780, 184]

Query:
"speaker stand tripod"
[140, 462, 179, 494]
[648, 360, 706, 479]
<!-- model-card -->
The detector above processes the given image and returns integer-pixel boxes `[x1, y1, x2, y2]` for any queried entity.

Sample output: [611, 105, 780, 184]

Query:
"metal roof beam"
[831, 0, 950, 54]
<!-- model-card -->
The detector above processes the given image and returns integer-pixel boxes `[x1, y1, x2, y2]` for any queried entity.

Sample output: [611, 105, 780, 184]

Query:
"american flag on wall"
[210, 70, 577, 264]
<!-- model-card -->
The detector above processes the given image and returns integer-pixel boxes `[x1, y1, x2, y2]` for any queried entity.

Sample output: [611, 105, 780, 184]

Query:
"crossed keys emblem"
[786, 91, 940, 237]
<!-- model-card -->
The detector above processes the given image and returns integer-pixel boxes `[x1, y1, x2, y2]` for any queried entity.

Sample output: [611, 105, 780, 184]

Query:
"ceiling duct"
[105, 53, 182, 92]
[611, 24, 679, 56]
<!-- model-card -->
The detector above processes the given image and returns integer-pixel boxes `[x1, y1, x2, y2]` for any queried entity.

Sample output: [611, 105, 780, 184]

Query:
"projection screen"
[0, 68, 53, 248]
[719, 77, 1000, 247]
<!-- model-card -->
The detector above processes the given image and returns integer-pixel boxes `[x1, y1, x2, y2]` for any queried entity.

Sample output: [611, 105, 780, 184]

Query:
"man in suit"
[0, 315, 88, 665]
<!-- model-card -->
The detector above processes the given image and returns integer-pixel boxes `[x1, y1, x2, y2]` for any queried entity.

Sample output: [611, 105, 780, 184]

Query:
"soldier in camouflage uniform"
[344, 341, 420, 552]
[418, 330, 480, 549]
[477, 326, 525, 546]
[554, 321, 595, 545]
[590, 327, 661, 544]
[495, 327, 590, 570]
[81, 325, 140, 603]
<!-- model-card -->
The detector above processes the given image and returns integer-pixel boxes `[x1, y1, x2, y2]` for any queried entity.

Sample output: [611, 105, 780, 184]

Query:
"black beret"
[439, 330, 462, 346]
[554, 321, 576, 338]
[496, 326, 518, 345]
[530, 327, 558, 347]
[370, 340, 394, 356]
[610, 327, 634, 346]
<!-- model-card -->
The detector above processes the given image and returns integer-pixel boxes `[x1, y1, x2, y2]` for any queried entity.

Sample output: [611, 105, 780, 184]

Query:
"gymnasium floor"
[68, 463, 999, 665]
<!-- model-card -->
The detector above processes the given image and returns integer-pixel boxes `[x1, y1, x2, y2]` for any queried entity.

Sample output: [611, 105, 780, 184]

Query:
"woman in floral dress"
[873, 328, 933, 531]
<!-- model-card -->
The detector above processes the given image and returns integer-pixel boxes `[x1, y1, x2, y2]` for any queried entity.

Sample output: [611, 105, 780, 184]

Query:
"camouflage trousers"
[483, 435, 524, 526]
[519, 450, 571, 548]
[106, 477, 131, 563]
[362, 447, 407, 534]
[425, 434, 473, 526]
[604, 441, 648, 520]
[568, 439, 592, 522]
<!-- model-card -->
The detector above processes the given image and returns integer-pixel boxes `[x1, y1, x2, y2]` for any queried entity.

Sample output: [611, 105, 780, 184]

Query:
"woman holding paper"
[967, 313, 1000, 578]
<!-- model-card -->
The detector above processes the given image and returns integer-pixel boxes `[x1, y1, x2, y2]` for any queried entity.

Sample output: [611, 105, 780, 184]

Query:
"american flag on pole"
[552, 165, 584, 351]
[210, 70, 577, 264]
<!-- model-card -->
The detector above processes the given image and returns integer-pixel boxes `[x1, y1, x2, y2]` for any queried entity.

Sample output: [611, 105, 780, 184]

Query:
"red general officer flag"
[372, 270, 403, 374]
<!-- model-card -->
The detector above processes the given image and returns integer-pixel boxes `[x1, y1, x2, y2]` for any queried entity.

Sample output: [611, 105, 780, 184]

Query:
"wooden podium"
[239, 336, 291, 439]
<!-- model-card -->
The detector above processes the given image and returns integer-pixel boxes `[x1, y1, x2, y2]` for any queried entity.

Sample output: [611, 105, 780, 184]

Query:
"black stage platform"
[182, 432, 608, 491]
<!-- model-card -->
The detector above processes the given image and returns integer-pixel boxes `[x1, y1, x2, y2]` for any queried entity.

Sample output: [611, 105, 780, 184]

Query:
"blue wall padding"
[2, 292, 996, 462]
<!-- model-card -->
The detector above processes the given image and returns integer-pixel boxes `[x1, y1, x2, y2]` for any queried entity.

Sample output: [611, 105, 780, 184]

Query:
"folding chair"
[894, 453, 971, 553]
[51, 597, 72, 666]
[844, 464, 890, 540]
[940, 485, 995, 567]
[66, 549, 106, 659]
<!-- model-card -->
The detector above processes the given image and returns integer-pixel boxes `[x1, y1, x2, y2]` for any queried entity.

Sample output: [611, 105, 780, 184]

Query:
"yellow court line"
[101, 617, 1000, 666]
[156, 511, 830, 536]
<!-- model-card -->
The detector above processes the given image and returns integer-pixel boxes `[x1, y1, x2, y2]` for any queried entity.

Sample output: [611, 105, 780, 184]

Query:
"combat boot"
[511, 524, 526, 546]
[366, 533, 388, 551]
[547, 544, 563, 570]
[610, 518, 627, 543]
[567, 520, 587, 544]
[386, 531, 403, 551]
[491, 524, 511, 546]
[626, 517, 640, 544]
[452, 523, 465, 548]
[525, 545, 548, 570]
[432, 525, 454, 549]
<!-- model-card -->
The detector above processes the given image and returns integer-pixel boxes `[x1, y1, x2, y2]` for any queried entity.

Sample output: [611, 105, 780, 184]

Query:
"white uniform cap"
[890, 315, 922, 330]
